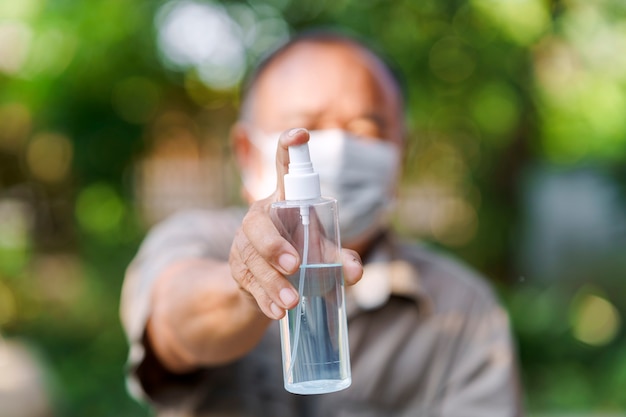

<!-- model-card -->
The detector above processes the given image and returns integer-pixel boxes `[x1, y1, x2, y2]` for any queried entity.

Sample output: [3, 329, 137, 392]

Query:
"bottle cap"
[284, 143, 321, 201]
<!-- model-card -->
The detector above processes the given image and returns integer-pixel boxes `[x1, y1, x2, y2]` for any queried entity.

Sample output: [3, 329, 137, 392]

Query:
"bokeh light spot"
[471, 82, 520, 142]
[0, 0, 43, 20]
[156, 0, 246, 90]
[0, 339, 52, 415]
[0, 21, 33, 75]
[510, 286, 567, 336]
[472, 0, 550, 46]
[22, 28, 77, 78]
[26, 132, 73, 183]
[242, 15, 288, 57]
[533, 38, 580, 99]
[75, 183, 126, 236]
[570, 287, 620, 346]
[0, 103, 32, 153]
[578, 79, 626, 141]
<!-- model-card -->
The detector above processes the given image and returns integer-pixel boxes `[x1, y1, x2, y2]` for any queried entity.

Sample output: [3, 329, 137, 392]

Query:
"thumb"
[274, 128, 310, 200]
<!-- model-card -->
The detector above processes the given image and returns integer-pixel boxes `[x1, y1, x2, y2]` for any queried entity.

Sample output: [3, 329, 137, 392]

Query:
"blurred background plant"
[0, 0, 625, 416]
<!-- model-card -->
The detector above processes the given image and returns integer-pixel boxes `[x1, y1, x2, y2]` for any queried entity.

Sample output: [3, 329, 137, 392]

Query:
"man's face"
[246, 41, 404, 145]
[234, 40, 405, 251]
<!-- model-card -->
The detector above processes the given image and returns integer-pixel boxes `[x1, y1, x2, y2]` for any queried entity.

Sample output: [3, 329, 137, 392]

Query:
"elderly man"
[121, 31, 523, 416]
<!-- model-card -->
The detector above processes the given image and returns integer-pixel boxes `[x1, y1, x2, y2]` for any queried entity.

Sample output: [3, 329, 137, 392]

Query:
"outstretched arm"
[121, 128, 363, 375]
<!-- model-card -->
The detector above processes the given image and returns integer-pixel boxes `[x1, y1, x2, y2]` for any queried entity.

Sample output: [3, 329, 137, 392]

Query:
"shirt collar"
[346, 234, 432, 318]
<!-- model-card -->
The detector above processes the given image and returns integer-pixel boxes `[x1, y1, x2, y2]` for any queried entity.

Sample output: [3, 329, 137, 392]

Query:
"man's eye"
[346, 118, 383, 140]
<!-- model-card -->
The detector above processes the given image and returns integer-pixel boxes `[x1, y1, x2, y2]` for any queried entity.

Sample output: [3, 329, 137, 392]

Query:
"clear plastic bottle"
[270, 143, 351, 395]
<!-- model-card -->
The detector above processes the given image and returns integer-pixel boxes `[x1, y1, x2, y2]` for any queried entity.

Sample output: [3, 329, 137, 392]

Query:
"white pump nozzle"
[284, 143, 320, 226]
[288, 143, 314, 172]
[284, 143, 321, 202]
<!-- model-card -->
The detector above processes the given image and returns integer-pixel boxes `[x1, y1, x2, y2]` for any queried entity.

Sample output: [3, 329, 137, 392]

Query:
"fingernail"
[270, 302, 284, 318]
[279, 253, 297, 272]
[352, 256, 362, 266]
[288, 128, 304, 137]
[280, 288, 298, 306]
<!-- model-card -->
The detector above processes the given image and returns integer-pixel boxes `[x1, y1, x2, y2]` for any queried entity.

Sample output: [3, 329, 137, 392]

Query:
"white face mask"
[242, 129, 400, 243]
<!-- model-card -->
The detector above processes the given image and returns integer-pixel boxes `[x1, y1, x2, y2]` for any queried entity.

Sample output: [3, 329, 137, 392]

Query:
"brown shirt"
[120, 209, 523, 417]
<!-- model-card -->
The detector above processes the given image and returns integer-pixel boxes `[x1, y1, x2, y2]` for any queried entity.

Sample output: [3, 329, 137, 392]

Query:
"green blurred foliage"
[0, 0, 625, 415]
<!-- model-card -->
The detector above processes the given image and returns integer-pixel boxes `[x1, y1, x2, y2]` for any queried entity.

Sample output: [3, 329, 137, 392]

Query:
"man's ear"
[230, 122, 258, 203]
[230, 121, 252, 172]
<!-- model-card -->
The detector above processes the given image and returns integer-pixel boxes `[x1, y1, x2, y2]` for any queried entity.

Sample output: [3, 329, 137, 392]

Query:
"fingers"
[228, 127, 319, 320]
[342, 249, 363, 286]
[229, 201, 300, 320]
[274, 128, 310, 200]
[244, 201, 300, 274]
[230, 204, 364, 319]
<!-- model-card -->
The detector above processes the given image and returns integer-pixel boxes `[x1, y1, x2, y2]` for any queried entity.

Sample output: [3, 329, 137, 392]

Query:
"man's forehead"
[241, 37, 404, 142]
[261, 40, 384, 85]
[252, 45, 389, 120]
[250, 41, 399, 115]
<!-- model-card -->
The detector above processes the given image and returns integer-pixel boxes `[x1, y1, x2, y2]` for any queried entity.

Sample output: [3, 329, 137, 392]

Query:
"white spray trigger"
[284, 142, 321, 202]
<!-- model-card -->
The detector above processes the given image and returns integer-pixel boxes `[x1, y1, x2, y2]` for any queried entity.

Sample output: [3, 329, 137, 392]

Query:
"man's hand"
[146, 128, 362, 372]
[229, 128, 363, 320]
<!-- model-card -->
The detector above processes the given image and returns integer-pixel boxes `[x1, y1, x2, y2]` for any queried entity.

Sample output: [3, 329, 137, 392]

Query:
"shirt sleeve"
[119, 208, 245, 406]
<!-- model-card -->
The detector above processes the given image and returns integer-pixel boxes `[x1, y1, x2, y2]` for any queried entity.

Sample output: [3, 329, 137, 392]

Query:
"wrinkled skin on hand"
[228, 128, 363, 320]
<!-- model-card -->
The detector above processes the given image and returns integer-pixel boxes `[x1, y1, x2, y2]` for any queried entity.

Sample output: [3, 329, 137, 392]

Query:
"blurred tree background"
[0, 0, 625, 415]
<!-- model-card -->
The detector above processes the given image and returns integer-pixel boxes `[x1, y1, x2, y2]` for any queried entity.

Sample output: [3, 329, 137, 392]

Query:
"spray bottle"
[270, 142, 351, 395]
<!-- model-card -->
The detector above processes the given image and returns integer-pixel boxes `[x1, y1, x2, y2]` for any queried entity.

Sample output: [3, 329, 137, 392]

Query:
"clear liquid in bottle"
[280, 263, 351, 394]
